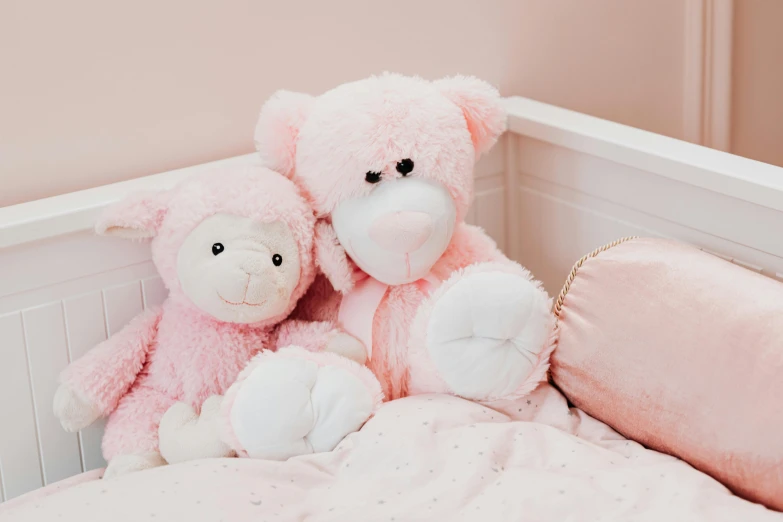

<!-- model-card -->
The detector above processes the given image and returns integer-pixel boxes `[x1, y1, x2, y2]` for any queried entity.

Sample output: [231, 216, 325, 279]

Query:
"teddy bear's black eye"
[365, 171, 382, 184]
[272, 254, 283, 266]
[396, 159, 414, 176]
[212, 243, 224, 256]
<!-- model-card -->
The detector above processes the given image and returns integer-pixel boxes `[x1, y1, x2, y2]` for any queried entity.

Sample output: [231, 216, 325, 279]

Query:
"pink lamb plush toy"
[213, 73, 556, 460]
[53, 165, 375, 477]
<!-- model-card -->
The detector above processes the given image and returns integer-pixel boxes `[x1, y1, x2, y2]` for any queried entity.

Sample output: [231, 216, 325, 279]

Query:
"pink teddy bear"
[53, 165, 376, 477]
[214, 73, 555, 460]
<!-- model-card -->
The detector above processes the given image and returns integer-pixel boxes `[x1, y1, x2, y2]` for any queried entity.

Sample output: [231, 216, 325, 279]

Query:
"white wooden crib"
[1, 97, 781, 503]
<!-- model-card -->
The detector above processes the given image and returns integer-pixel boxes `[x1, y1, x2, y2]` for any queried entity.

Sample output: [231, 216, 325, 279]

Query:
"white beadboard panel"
[0, 313, 43, 501]
[0, 231, 152, 299]
[516, 136, 783, 260]
[474, 188, 506, 252]
[103, 282, 144, 337]
[474, 137, 505, 179]
[472, 172, 507, 250]
[516, 184, 657, 296]
[504, 97, 783, 213]
[141, 277, 168, 309]
[62, 293, 107, 367]
[21, 304, 83, 486]
[516, 170, 783, 296]
[0, 261, 158, 317]
[503, 133, 521, 263]
[465, 204, 477, 227]
[517, 171, 783, 277]
[77, 418, 106, 473]
[63, 293, 108, 471]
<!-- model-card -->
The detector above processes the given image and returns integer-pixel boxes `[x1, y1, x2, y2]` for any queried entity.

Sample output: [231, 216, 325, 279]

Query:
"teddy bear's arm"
[431, 223, 509, 278]
[57, 306, 163, 419]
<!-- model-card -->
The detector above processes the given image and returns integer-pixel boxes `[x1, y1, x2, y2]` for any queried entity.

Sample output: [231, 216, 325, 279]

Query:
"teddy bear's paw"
[103, 452, 165, 479]
[53, 384, 101, 432]
[159, 396, 235, 465]
[426, 271, 551, 400]
[228, 354, 376, 460]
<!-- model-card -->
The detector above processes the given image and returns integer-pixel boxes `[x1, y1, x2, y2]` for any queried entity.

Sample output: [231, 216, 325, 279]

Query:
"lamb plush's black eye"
[396, 159, 414, 176]
[272, 254, 283, 266]
[365, 171, 382, 184]
[211, 243, 224, 256]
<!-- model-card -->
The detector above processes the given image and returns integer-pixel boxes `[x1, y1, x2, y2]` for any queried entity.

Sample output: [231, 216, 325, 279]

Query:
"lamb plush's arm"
[54, 307, 162, 431]
[272, 319, 367, 365]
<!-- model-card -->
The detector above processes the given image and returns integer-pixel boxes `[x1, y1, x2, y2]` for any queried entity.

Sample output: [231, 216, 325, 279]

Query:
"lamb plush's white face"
[332, 177, 456, 285]
[176, 213, 301, 323]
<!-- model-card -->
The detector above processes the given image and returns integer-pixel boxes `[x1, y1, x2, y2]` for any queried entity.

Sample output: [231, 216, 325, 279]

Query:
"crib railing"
[1, 97, 782, 502]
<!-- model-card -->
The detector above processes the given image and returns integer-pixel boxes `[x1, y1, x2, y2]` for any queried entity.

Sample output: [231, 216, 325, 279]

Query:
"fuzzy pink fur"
[313, 220, 356, 294]
[254, 90, 315, 179]
[255, 73, 554, 407]
[219, 346, 384, 457]
[255, 73, 507, 223]
[96, 191, 170, 239]
[433, 76, 507, 155]
[59, 166, 346, 461]
[272, 319, 342, 353]
[59, 307, 162, 415]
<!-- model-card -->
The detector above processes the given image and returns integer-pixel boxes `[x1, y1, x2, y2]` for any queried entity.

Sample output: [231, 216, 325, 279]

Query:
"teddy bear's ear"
[313, 220, 356, 294]
[95, 190, 170, 239]
[254, 90, 316, 179]
[434, 76, 507, 156]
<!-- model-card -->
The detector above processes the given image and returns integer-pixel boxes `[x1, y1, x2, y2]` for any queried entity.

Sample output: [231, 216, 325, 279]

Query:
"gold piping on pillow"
[554, 236, 639, 320]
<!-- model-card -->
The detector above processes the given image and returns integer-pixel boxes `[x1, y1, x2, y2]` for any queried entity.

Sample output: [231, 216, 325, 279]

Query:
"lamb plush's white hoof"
[53, 385, 101, 432]
[229, 356, 375, 460]
[159, 396, 235, 465]
[427, 271, 551, 400]
[103, 452, 165, 479]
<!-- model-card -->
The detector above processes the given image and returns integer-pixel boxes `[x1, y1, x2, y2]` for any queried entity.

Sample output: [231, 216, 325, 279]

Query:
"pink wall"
[514, 0, 686, 140]
[731, 0, 783, 168]
[1, 0, 689, 206]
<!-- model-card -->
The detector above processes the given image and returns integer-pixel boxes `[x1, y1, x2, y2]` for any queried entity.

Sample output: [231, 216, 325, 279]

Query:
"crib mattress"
[1, 385, 779, 521]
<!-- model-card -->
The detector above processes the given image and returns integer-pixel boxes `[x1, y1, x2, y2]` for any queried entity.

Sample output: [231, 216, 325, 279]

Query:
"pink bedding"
[2, 385, 780, 521]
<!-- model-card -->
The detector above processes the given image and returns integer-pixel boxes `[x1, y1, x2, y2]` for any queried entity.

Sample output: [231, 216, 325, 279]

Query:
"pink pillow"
[551, 237, 783, 511]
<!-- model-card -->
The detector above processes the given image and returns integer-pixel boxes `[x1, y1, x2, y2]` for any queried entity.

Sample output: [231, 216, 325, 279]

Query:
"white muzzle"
[332, 177, 457, 285]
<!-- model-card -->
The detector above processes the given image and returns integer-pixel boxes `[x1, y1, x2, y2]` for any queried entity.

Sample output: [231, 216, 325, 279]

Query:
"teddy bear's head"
[254, 73, 506, 285]
[95, 166, 316, 325]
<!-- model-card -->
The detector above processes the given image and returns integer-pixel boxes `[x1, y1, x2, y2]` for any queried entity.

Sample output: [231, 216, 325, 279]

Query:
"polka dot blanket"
[1, 384, 779, 521]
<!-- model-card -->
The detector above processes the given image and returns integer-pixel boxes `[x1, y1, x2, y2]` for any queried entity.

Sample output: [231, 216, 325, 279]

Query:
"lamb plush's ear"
[434, 76, 507, 156]
[313, 220, 356, 294]
[254, 90, 316, 179]
[95, 190, 169, 239]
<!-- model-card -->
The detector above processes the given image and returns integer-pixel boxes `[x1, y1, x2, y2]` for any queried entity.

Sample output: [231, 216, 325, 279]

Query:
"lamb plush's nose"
[368, 211, 433, 253]
[239, 253, 271, 276]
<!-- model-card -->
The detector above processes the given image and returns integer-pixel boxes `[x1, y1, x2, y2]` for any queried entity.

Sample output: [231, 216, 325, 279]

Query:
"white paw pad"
[427, 271, 551, 400]
[230, 357, 374, 460]
[53, 385, 101, 432]
[159, 396, 234, 464]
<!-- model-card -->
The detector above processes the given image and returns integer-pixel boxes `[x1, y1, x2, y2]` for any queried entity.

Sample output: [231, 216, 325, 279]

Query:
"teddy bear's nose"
[368, 211, 433, 253]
